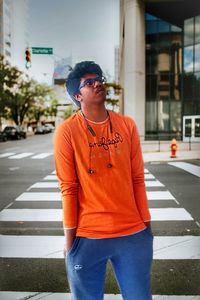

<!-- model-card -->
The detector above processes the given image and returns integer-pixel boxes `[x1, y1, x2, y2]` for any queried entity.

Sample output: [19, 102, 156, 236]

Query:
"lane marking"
[28, 182, 59, 189]
[32, 153, 53, 159]
[1, 235, 200, 259]
[147, 191, 175, 200]
[16, 192, 61, 201]
[9, 153, 34, 159]
[0, 209, 62, 221]
[43, 175, 57, 180]
[0, 208, 193, 222]
[168, 162, 200, 178]
[145, 174, 155, 180]
[145, 180, 164, 187]
[0, 153, 15, 158]
[150, 208, 193, 221]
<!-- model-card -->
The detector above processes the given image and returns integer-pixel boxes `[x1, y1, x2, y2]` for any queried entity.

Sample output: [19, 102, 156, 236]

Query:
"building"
[0, 0, 29, 71]
[119, 0, 200, 141]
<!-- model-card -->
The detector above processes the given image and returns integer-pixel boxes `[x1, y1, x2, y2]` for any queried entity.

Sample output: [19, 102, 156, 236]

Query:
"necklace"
[80, 110, 113, 174]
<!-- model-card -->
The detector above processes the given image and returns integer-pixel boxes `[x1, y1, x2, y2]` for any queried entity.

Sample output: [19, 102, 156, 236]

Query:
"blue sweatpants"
[65, 228, 153, 300]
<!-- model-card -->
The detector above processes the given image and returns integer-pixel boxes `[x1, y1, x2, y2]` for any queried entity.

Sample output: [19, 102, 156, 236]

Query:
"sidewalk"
[143, 150, 200, 163]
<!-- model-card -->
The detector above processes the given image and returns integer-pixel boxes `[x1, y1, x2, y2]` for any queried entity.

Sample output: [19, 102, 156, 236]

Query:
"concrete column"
[123, 0, 145, 138]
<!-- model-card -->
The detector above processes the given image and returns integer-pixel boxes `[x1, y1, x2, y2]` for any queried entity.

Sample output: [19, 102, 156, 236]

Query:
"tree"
[0, 55, 22, 127]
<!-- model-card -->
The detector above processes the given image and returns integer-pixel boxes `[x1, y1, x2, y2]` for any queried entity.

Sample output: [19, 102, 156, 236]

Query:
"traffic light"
[25, 48, 31, 69]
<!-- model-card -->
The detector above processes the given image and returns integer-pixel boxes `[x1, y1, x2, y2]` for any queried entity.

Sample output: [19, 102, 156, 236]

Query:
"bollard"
[170, 138, 177, 158]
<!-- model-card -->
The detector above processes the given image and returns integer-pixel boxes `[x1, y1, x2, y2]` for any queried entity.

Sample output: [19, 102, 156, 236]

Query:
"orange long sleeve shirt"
[54, 111, 151, 238]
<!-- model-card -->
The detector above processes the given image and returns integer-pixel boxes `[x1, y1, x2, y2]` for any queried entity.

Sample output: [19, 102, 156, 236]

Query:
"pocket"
[145, 227, 154, 239]
[67, 237, 81, 257]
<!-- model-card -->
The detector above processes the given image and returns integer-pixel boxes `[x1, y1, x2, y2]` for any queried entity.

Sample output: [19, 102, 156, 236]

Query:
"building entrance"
[183, 115, 200, 141]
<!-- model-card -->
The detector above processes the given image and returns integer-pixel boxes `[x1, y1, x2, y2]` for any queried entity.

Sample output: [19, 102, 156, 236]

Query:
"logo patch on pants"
[74, 264, 83, 270]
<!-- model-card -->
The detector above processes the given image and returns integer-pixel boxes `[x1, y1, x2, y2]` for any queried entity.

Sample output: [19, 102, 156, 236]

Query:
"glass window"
[194, 44, 200, 71]
[170, 74, 181, 100]
[146, 14, 157, 21]
[183, 73, 194, 99]
[185, 119, 192, 137]
[158, 21, 170, 33]
[158, 52, 170, 72]
[158, 101, 169, 131]
[184, 18, 194, 46]
[146, 102, 157, 132]
[184, 46, 193, 72]
[184, 101, 193, 115]
[146, 21, 158, 35]
[171, 25, 182, 32]
[170, 102, 181, 132]
[146, 75, 158, 99]
[194, 72, 200, 98]
[195, 16, 200, 44]
[195, 118, 200, 137]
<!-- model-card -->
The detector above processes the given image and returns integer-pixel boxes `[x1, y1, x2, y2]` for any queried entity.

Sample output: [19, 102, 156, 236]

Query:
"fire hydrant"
[170, 138, 177, 158]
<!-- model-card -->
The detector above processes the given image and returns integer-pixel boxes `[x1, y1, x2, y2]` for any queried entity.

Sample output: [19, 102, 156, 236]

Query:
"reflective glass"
[146, 102, 157, 132]
[195, 118, 200, 137]
[184, 46, 193, 72]
[194, 44, 200, 71]
[184, 18, 194, 46]
[183, 73, 194, 99]
[146, 75, 157, 99]
[171, 25, 182, 32]
[146, 14, 157, 21]
[184, 101, 193, 115]
[185, 119, 192, 137]
[146, 21, 157, 35]
[170, 75, 181, 100]
[170, 102, 181, 132]
[158, 52, 170, 72]
[158, 101, 169, 131]
[195, 16, 200, 44]
[158, 21, 170, 33]
[194, 72, 200, 98]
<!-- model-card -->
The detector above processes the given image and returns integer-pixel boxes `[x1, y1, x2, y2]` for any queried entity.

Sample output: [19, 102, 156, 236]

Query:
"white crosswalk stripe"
[0, 152, 53, 159]
[0, 208, 193, 222]
[0, 152, 16, 158]
[8, 153, 34, 159]
[0, 292, 199, 300]
[31, 153, 53, 159]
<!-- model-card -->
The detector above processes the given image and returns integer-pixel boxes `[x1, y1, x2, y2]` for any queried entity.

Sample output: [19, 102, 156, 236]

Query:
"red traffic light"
[25, 48, 31, 69]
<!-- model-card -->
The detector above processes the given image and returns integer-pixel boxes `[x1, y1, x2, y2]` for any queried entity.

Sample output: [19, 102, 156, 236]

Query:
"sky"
[28, 0, 119, 85]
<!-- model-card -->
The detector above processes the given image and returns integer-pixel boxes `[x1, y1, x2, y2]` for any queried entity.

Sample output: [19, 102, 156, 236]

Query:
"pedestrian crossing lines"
[0, 152, 53, 159]
[0, 167, 199, 298]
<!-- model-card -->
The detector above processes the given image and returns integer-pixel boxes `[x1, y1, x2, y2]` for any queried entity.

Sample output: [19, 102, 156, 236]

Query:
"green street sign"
[32, 47, 53, 55]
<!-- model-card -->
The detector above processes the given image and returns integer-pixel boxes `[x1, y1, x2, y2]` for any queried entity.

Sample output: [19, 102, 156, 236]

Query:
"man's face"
[75, 73, 106, 107]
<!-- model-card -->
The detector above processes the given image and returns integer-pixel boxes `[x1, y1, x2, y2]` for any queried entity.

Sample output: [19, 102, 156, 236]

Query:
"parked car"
[3, 126, 26, 140]
[0, 131, 7, 142]
[35, 125, 50, 134]
[44, 123, 55, 132]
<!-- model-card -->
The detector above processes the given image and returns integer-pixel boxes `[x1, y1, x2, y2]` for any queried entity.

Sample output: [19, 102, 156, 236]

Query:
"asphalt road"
[0, 133, 200, 296]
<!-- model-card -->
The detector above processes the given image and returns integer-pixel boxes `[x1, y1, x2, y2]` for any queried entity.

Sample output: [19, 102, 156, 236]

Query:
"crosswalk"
[0, 166, 200, 299]
[0, 152, 53, 159]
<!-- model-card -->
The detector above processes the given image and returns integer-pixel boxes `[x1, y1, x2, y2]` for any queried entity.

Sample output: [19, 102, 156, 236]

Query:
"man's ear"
[74, 93, 82, 103]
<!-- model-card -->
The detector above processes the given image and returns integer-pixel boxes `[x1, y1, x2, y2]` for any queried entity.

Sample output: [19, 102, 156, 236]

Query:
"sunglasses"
[79, 76, 106, 91]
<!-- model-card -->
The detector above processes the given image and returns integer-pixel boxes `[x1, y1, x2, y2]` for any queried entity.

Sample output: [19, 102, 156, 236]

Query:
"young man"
[54, 61, 153, 300]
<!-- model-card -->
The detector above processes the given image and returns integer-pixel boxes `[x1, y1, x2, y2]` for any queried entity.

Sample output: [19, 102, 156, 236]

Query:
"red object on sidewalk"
[170, 138, 177, 158]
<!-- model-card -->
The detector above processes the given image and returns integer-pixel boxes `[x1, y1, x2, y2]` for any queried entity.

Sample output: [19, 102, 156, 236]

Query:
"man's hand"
[63, 228, 76, 257]
[144, 221, 151, 228]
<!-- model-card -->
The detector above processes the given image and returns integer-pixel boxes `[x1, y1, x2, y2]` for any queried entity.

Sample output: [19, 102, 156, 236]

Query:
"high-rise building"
[119, 0, 200, 142]
[0, 0, 29, 71]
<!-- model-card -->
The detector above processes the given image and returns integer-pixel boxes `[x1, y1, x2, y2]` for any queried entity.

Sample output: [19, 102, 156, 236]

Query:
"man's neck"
[81, 106, 108, 123]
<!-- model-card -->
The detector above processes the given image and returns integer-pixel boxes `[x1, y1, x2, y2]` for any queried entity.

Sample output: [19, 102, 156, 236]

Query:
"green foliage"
[0, 55, 59, 126]
[63, 105, 74, 119]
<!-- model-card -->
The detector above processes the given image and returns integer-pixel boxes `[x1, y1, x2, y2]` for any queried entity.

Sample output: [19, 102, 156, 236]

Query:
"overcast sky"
[28, 0, 119, 84]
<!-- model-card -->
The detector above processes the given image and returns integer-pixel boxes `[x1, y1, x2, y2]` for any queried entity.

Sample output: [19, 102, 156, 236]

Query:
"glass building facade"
[145, 13, 200, 140]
